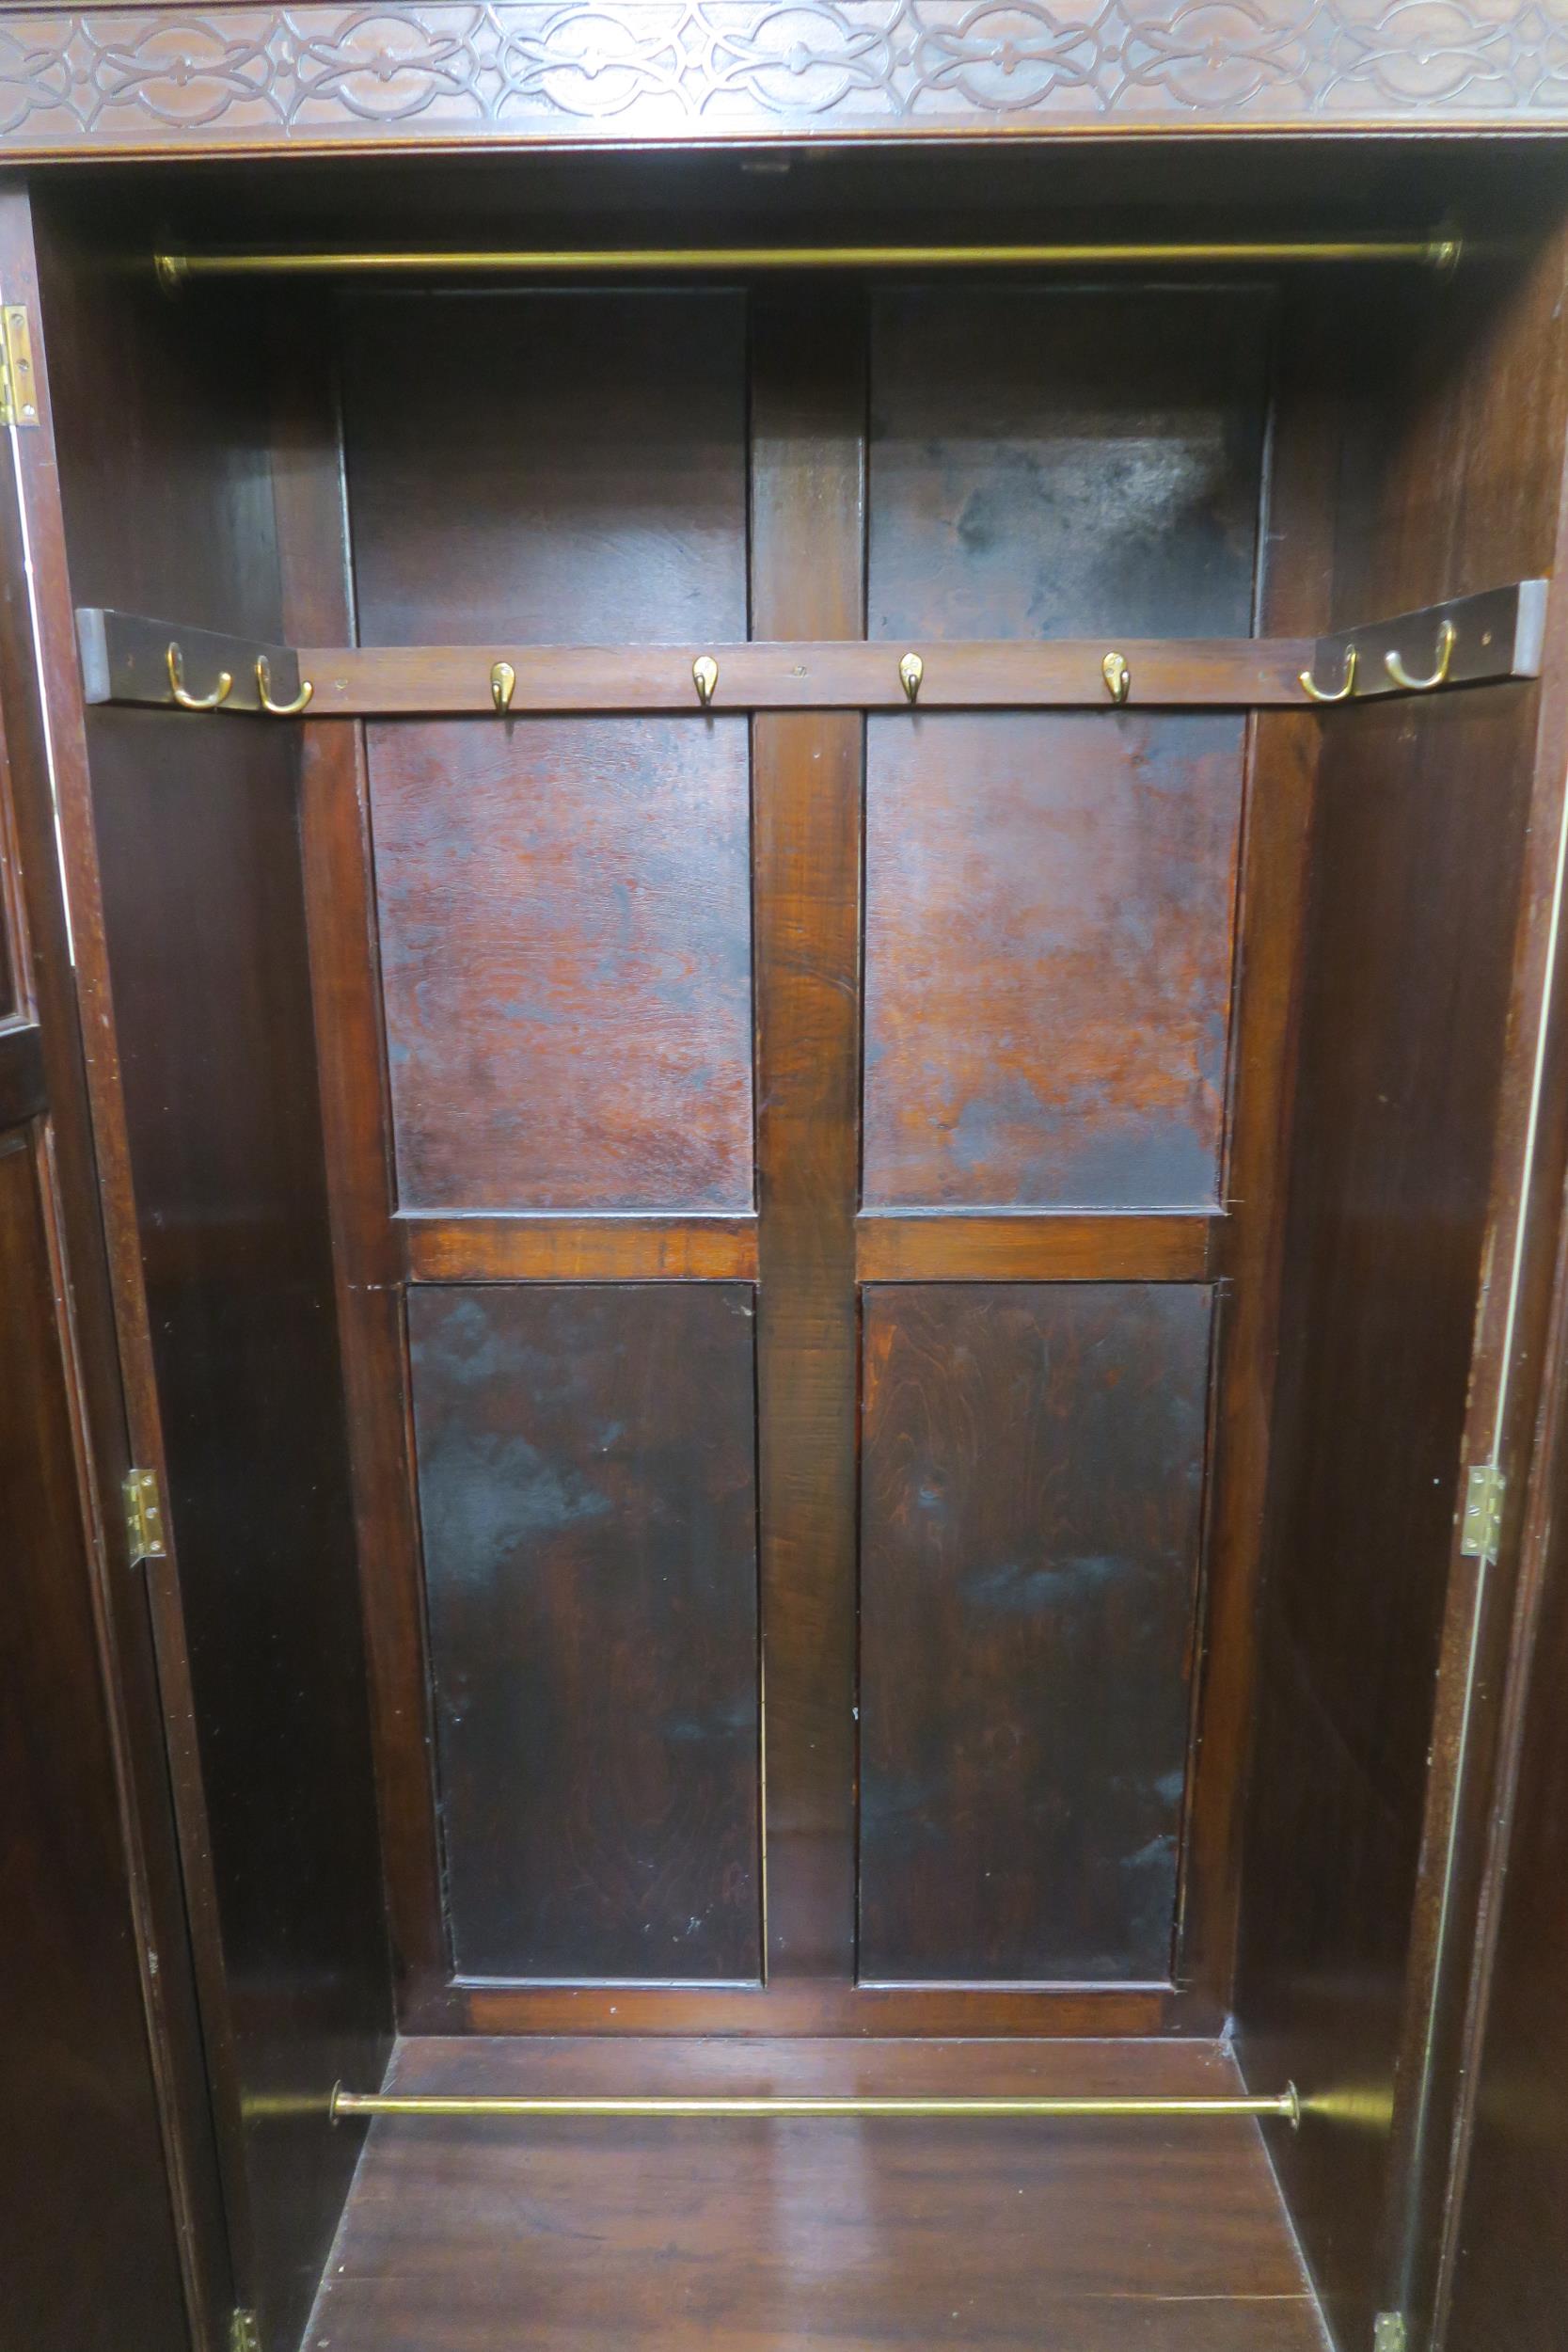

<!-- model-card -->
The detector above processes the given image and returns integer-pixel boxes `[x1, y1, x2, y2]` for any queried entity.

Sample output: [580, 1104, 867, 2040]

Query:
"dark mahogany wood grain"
[856, 1211, 1214, 1283]
[341, 291, 747, 647]
[859, 1283, 1213, 1985]
[863, 711, 1246, 1211]
[1440, 1190, 1568, 2352]
[408, 1282, 762, 1982]
[868, 286, 1269, 642]
[303, 2035, 1323, 2352]
[295, 636, 1315, 713]
[404, 1215, 759, 1283]
[0, 1133, 193, 2352]
[369, 716, 753, 1214]
[749, 291, 864, 1988]
[1234, 684, 1544, 2349]
[271, 302, 450, 2014]
[24, 198, 393, 2349]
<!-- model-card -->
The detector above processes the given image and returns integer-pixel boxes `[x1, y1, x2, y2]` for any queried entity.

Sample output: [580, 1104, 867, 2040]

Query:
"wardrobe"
[4, 40, 1568, 2352]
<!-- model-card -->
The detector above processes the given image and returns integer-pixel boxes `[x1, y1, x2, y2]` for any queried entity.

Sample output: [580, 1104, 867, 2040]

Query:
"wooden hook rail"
[330, 2084, 1302, 2124]
[75, 582, 1546, 721]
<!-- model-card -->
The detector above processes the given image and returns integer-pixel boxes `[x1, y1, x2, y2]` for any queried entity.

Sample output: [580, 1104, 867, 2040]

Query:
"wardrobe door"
[0, 612, 196, 2344]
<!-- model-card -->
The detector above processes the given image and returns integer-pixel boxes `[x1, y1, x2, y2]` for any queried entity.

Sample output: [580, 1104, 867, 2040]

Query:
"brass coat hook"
[1301, 644, 1358, 703]
[693, 654, 719, 708]
[256, 655, 313, 716]
[899, 651, 924, 705]
[166, 641, 232, 711]
[1386, 616, 1456, 691]
[1102, 651, 1130, 706]
[490, 660, 516, 714]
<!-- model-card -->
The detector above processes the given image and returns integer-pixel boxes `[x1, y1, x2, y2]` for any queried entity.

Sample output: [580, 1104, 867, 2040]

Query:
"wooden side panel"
[859, 1282, 1213, 1984]
[1233, 688, 1538, 2344]
[863, 711, 1245, 1209]
[409, 1282, 762, 1982]
[0, 1133, 192, 2352]
[1442, 1273, 1568, 2352]
[867, 287, 1269, 642]
[369, 717, 753, 1213]
[342, 291, 747, 645]
[30, 204, 393, 2350]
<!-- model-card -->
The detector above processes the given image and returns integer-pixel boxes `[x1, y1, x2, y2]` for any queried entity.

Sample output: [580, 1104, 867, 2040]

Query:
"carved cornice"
[0, 1, 1565, 158]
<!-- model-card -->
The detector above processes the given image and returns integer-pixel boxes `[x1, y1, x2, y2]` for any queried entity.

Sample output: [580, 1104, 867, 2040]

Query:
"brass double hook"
[165, 642, 313, 715]
[1300, 617, 1457, 703]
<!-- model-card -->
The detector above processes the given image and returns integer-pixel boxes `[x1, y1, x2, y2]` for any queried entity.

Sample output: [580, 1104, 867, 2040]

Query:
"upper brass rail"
[155, 237, 1460, 288]
[331, 2085, 1301, 2123]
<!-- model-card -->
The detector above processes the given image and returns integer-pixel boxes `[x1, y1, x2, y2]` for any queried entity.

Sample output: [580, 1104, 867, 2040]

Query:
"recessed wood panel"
[370, 717, 753, 1213]
[868, 286, 1269, 642]
[859, 1282, 1212, 1984]
[409, 1282, 762, 1982]
[863, 711, 1245, 1210]
[342, 291, 747, 646]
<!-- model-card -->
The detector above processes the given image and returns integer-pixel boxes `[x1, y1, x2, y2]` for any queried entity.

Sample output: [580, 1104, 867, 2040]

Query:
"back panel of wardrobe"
[333, 279, 1272, 2016]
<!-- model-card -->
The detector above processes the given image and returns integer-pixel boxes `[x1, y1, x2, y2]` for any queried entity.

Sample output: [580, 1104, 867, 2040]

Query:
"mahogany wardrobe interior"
[8, 130, 1568, 2352]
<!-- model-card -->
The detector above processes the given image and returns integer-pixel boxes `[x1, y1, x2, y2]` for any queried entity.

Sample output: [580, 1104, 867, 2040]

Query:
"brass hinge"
[1372, 2314, 1408, 2352]
[230, 2312, 261, 2352]
[123, 1467, 167, 1564]
[0, 303, 38, 428]
[1460, 1463, 1506, 1564]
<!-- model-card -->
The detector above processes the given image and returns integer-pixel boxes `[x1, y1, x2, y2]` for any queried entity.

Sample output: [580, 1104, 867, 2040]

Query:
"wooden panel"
[304, 2035, 1324, 2352]
[294, 636, 1316, 714]
[1233, 689, 1541, 2347]
[27, 198, 392, 2350]
[750, 291, 864, 1986]
[857, 1211, 1213, 1282]
[0, 1132, 192, 2352]
[868, 287, 1268, 641]
[342, 290, 747, 645]
[405, 1215, 758, 1283]
[859, 1283, 1213, 1984]
[863, 712, 1246, 1210]
[0, 1018, 46, 1126]
[369, 716, 752, 1213]
[409, 1282, 762, 1981]
[1442, 1238, 1568, 2352]
[3, 4, 1568, 154]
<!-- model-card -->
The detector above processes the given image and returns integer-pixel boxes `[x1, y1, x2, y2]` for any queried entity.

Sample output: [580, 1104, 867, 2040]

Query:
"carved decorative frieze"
[0, 1, 1563, 155]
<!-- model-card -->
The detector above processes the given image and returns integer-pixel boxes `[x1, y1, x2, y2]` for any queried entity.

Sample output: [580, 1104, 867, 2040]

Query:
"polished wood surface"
[0, 1, 1560, 159]
[856, 1211, 1214, 1282]
[868, 286, 1268, 643]
[863, 711, 1246, 1209]
[29, 205, 393, 2349]
[369, 715, 753, 1213]
[404, 1215, 759, 1283]
[342, 290, 747, 646]
[0, 1134, 193, 2352]
[860, 1283, 1212, 1984]
[1441, 1186, 1568, 2352]
[303, 2035, 1326, 2352]
[750, 292, 864, 1991]
[409, 1283, 762, 1981]
[294, 636, 1315, 712]
[1234, 245, 1568, 2352]
[0, 1016, 46, 1125]
[1236, 691, 1539, 2347]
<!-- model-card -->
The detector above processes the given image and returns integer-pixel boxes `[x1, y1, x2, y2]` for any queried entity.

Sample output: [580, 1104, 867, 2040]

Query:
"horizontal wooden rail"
[76, 583, 1547, 718]
[403, 1215, 759, 1283]
[856, 1212, 1216, 1283]
[299, 639, 1312, 712]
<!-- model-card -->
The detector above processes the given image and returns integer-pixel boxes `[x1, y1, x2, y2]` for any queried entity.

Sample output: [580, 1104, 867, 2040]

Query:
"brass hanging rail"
[330, 2085, 1301, 2123]
[155, 236, 1460, 288]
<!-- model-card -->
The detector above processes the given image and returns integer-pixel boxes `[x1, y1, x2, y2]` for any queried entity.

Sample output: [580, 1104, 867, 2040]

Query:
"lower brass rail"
[331, 2086, 1300, 2124]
